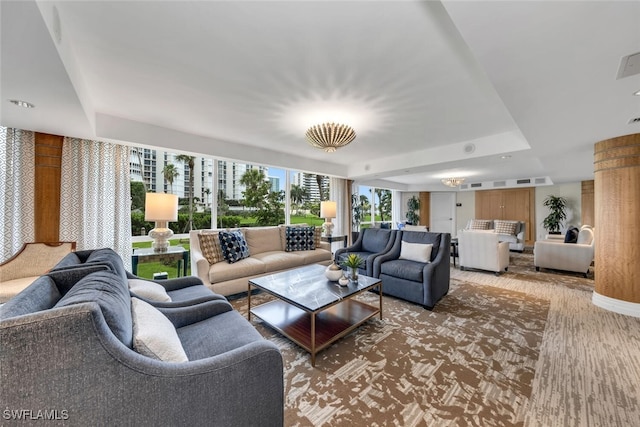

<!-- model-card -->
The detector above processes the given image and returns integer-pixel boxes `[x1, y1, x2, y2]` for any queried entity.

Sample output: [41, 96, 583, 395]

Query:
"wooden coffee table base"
[250, 291, 382, 367]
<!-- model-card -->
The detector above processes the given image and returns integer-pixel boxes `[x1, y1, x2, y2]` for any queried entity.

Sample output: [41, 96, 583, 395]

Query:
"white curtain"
[59, 138, 132, 269]
[391, 190, 403, 229]
[0, 127, 36, 261]
[330, 177, 349, 237]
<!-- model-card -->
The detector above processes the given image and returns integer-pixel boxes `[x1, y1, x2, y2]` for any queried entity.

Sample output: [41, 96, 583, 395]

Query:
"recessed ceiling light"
[500, 155, 512, 159]
[634, 89, 640, 96]
[9, 99, 35, 108]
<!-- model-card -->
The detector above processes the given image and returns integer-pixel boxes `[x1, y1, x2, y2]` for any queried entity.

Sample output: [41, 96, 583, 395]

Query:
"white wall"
[454, 191, 475, 237]
[534, 183, 582, 241]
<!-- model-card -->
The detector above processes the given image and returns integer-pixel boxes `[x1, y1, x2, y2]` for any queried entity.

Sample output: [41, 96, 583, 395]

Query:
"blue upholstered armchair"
[373, 231, 451, 309]
[335, 228, 397, 277]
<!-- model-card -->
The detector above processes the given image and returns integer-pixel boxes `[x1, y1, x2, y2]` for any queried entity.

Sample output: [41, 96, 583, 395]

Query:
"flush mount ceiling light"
[9, 99, 35, 108]
[305, 122, 356, 153]
[441, 177, 465, 187]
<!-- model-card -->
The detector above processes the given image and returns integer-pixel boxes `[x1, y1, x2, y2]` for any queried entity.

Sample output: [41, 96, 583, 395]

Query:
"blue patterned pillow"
[285, 226, 316, 252]
[218, 230, 250, 263]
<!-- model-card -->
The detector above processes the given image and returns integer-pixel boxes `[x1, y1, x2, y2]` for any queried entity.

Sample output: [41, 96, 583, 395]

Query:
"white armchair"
[458, 230, 510, 275]
[534, 226, 594, 277]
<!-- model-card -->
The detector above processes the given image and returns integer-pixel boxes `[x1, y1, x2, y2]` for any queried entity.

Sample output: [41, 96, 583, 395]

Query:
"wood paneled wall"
[581, 180, 594, 227]
[474, 187, 535, 244]
[34, 133, 63, 242]
[419, 192, 430, 228]
[594, 134, 640, 303]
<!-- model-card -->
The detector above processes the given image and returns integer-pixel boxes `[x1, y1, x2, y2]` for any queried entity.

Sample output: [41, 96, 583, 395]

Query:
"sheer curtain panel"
[59, 138, 132, 269]
[0, 127, 36, 261]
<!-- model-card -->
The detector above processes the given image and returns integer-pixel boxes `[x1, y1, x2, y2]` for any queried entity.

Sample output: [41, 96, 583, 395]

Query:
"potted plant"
[341, 253, 364, 281]
[542, 195, 568, 234]
[406, 195, 420, 225]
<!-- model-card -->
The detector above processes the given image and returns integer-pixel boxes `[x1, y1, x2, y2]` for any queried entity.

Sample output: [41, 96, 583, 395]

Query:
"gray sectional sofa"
[0, 249, 284, 426]
[190, 225, 332, 296]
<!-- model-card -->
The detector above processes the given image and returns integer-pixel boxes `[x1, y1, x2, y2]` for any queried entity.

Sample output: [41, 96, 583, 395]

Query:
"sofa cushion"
[361, 229, 393, 253]
[245, 227, 283, 255]
[399, 242, 432, 263]
[251, 251, 304, 272]
[85, 248, 128, 281]
[54, 271, 132, 347]
[494, 220, 517, 235]
[381, 259, 423, 282]
[219, 230, 250, 263]
[298, 249, 332, 265]
[128, 279, 172, 302]
[469, 219, 492, 230]
[198, 232, 224, 264]
[285, 226, 315, 252]
[131, 297, 188, 363]
[208, 257, 266, 284]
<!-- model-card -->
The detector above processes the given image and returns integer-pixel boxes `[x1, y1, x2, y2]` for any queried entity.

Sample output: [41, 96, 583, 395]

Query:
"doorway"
[430, 192, 456, 235]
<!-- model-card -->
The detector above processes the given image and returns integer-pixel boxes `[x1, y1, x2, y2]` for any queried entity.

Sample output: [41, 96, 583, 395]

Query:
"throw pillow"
[469, 219, 492, 230]
[128, 279, 172, 302]
[198, 232, 224, 264]
[285, 226, 316, 252]
[494, 220, 517, 235]
[313, 226, 322, 248]
[218, 230, 250, 263]
[564, 227, 579, 244]
[399, 241, 433, 263]
[131, 297, 188, 363]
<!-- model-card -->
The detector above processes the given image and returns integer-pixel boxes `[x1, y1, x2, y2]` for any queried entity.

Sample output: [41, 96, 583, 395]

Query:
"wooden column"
[581, 180, 594, 227]
[593, 133, 640, 314]
[419, 192, 430, 229]
[34, 133, 64, 242]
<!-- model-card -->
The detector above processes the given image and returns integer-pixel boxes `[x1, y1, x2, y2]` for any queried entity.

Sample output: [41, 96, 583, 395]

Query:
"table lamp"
[145, 193, 179, 252]
[320, 200, 337, 236]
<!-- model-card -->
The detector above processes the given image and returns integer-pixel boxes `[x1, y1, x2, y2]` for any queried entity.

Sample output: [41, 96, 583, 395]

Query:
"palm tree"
[240, 168, 269, 209]
[290, 185, 308, 215]
[176, 155, 195, 231]
[162, 163, 179, 194]
[203, 187, 211, 210]
[315, 174, 325, 202]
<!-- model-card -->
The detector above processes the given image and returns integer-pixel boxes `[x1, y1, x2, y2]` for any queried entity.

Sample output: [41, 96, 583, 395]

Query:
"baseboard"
[592, 291, 640, 318]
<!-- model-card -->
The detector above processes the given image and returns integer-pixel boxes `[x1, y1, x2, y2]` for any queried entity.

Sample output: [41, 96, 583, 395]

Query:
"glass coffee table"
[248, 264, 382, 367]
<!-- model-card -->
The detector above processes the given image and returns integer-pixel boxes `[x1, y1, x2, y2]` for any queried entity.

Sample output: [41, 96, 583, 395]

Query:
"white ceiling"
[1, 0, 639, 191]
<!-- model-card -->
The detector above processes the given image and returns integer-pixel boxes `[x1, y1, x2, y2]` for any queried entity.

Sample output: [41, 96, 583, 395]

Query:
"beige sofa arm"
[498, 241, 510, 270]
[534, 240, 594, 274]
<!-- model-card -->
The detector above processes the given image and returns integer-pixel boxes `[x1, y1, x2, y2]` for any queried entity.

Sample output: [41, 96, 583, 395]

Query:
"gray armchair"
[372, 231, 451, 309]
[335, 228, 397, 276]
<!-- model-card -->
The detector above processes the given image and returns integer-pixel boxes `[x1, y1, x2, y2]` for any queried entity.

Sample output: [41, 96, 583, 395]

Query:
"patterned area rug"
[231, 252, 552, 426]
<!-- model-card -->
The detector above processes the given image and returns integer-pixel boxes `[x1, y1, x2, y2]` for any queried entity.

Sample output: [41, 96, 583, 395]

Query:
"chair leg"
[535, 266, 540, 272]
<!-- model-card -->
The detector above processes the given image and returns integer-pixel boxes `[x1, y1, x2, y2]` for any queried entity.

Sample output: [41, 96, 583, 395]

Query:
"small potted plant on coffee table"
[341, 253, 364, 281]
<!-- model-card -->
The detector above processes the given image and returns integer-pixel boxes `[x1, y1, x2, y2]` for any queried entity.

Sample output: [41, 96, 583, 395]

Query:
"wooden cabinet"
[419, 192, 430, 228]
[581, 180, 594, 227]
[475, 188, 535, 244]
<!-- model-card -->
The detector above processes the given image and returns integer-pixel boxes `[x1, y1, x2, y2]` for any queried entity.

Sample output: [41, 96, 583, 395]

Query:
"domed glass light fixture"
[441, 177, 465, 187]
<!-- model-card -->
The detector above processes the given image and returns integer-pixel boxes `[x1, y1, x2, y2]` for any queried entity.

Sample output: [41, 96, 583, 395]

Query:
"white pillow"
[129, 279, 171, 302]
[399, 241, 433, 263]
[131, 297, 188, 363]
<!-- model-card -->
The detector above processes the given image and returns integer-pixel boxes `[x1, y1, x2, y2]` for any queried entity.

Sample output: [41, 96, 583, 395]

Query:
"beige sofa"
[189, 225, 332, 296]
[465, 219, 526, 252]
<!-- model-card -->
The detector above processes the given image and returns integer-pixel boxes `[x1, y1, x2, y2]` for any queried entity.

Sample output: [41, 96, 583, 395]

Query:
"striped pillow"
[494, 220, 517, 235]
[469, 219, 492, 230]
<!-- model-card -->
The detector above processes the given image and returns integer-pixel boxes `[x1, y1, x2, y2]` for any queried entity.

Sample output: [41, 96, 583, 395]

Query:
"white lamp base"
[323, 220, 334, 237]
[149, 222, 173, 252]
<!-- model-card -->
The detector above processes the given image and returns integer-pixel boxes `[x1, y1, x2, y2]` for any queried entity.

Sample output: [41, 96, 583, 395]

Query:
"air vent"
[535, 177, 547, 185]
[493, 181, 506, 187]
[516, 179, 531, 185]
[629, 117, 640, 124]
[470, 182, 482, 188]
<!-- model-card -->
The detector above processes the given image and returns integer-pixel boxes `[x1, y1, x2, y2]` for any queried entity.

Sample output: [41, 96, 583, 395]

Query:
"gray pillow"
[55, 271, 132, 347]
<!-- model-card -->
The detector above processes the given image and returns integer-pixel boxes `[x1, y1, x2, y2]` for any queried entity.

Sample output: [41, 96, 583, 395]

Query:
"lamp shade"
[145, 193, 178, 222]
[320, 201, 337, 219]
